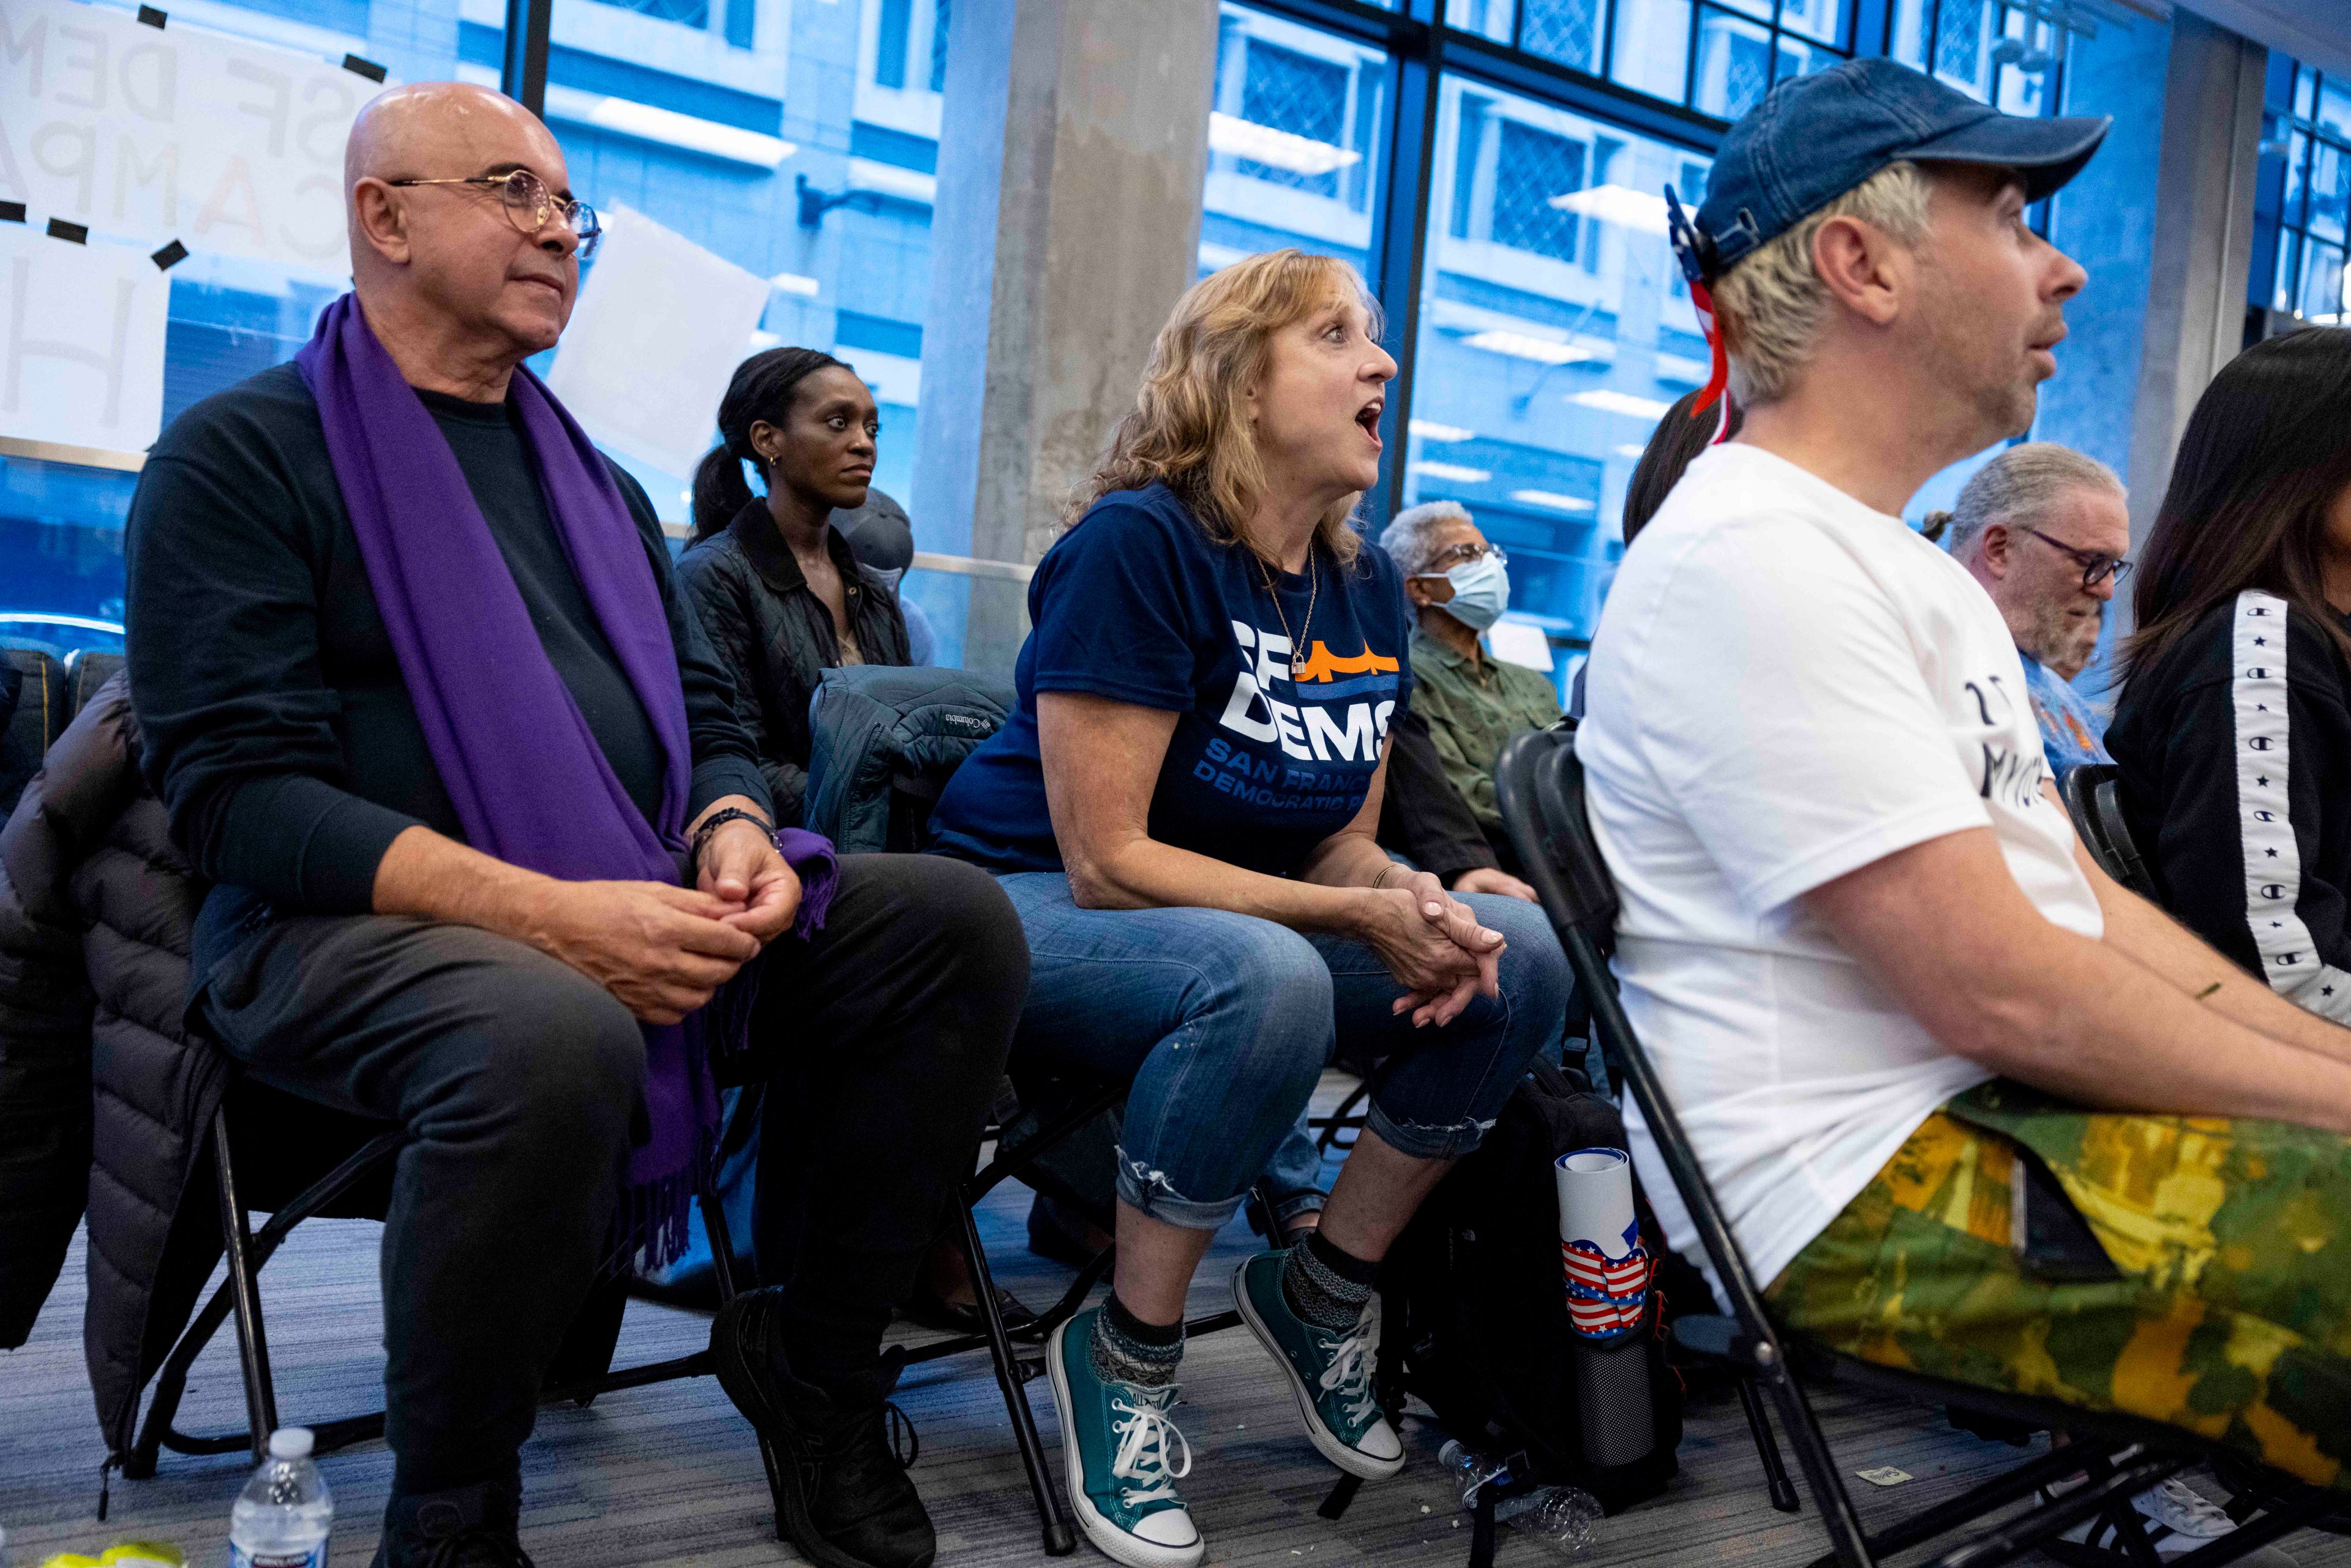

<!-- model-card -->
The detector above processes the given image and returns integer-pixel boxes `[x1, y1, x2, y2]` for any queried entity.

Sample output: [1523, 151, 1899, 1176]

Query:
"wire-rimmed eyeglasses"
[388, 168, 602, 259]
[1415, 540, 1507, 577]
[2018, 525, 2132, 590]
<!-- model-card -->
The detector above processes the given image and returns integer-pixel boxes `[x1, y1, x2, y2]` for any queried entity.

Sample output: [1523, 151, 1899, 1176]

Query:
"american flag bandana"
[1562, 1239, 1653, 1340]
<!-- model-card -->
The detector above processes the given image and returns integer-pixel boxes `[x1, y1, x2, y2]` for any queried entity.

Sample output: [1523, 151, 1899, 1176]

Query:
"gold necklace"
[1258, 545, 1318, 680]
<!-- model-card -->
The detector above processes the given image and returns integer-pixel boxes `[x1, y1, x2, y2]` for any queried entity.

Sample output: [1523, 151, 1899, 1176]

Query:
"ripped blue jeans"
[993, 872, 1569, 1231]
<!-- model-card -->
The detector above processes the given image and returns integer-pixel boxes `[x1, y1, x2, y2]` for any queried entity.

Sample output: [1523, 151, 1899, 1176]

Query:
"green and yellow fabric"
[1772, 1082, 2351, 1488]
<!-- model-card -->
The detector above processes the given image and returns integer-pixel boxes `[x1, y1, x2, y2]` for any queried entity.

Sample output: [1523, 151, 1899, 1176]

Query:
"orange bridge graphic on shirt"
[1291, 640, 1401, 684]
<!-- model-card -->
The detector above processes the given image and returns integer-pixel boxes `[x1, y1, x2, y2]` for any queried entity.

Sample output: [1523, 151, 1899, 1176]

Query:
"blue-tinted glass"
[1445, 0, 1515, 43]
[724, 0, 753, 48]
[1491, 121, 1588, 262]
[1931, 0, 1992, 102]
[1413, 73, 1712, 655]
[1519, 0, 1602, 73]
[1694, 9, 1775, 119]
[1993, 10, 2057, 117]
[2298, 241, 2345, 321]
[876, 0, 912, 88]
[588, 0, 709, 30]
[0, 458, 136, 651]
[2274, 230, 2301, 315]
[1240, 40, 1351, 196]
[929, 0, 951, 91]
[2289, 130, 2313, 227]
[2322, 75, 2351, 139]
[2296, 66, 2317, 122]
[1610, 0, 1692, 104]
[1202, 6, 1387, 277]
[1889, 0, 1930, 72]
[1779, 0, 1844, 47]
[2311, 140, 2349, 244]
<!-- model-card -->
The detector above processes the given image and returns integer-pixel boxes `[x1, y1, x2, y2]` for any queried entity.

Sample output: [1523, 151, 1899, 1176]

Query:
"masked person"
[1379, 501, 1562, 867]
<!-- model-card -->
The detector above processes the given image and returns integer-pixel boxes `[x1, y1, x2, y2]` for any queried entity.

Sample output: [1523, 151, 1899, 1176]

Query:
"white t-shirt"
[1576, 443, 2102, 1289]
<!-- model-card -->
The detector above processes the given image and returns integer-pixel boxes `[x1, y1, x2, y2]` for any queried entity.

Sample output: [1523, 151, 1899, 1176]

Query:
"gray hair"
[1380, 500, 1473, 578]
[1933, 443, 2126, 556]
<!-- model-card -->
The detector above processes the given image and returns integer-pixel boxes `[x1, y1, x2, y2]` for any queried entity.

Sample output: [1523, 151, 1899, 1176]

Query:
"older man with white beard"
[1938, 442, 2131, 786]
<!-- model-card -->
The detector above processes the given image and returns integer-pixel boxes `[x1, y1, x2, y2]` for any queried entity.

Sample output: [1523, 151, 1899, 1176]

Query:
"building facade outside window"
[2251, 55, 2351, 326]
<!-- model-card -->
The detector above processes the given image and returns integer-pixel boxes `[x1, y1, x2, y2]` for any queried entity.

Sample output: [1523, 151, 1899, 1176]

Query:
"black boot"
[710, 1288, 935, 1568]
[369, 1477, 533, 1567]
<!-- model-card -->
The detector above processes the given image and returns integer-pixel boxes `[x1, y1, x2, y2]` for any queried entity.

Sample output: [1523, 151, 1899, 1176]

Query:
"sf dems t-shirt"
[928, 482, 1414, 876]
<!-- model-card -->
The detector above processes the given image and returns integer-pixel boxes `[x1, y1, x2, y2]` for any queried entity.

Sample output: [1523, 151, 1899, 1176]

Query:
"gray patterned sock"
[1090, 1292, 1184, 1387]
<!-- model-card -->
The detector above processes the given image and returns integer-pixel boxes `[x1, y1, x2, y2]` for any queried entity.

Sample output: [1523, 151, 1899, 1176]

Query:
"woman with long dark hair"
[2108, 326, 2351, 1022]
[677, 347, 912, 828]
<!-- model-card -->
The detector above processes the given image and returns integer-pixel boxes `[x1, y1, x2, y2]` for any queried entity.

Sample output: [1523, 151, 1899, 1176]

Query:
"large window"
[0, 0, 956, 656]
[1408, 78, 1709, 648]
[2252, 57, 2351, 326]
[1201, 5, 1388, 277]
[1186, 0, 2083, 692]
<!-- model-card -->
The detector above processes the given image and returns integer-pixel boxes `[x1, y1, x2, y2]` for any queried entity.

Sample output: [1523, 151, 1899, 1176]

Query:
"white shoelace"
[1315, 1300, 1381, 1427]
[2139, 1478, 2237, 1540]
[1110, 1389, 1193, 1509]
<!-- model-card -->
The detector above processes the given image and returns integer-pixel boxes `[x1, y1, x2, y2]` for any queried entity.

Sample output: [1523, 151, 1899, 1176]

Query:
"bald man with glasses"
[125, 83, 1023, 1568]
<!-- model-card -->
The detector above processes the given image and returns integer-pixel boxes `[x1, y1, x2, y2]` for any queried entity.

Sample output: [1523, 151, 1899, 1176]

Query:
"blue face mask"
[1422, 551, 1510, 631]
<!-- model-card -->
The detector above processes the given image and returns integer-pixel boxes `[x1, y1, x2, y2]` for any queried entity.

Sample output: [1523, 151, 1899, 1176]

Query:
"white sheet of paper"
[546, 204, 771, 480]
[1487, 617, 1556, 672]
[0, 228, 169, 451]
[0, 0, 378, 272]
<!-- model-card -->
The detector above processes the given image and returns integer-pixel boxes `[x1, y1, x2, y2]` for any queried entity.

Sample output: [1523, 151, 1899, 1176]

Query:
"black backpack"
[1380, 1059, 1686, 1519]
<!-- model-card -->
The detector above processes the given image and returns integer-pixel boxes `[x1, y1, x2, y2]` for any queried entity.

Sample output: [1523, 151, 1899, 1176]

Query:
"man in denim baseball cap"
[1581, 54, 2348, 1559]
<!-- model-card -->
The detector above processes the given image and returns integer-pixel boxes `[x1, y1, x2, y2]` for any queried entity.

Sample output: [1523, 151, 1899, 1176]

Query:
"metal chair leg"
[956, 1188, 1076, 1556]
[210, 1109, 281, 1465]
[697, 1177, 794, 1545]
[1737, 1373, 1802, 1513]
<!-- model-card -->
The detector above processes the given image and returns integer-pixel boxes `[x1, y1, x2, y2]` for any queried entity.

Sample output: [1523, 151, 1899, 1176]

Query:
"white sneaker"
[2049, 1476, 2299, 1566]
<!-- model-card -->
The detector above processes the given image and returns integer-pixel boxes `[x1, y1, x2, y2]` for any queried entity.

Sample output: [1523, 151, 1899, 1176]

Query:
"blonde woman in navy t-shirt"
[928, 249, 1566, 1568]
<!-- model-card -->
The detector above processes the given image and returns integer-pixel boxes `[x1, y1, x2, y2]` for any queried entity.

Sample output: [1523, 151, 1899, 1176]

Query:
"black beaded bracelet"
[690, 806, 773, 865]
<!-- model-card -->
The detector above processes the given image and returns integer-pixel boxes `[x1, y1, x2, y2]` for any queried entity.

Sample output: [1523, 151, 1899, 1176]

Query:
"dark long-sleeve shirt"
[126, 362, 768, 970]
[2109, 588, 2351, 1025]
[1379, 704, 1501, 885]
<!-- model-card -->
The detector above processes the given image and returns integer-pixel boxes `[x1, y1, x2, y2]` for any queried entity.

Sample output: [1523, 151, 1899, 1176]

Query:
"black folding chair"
[123, 1061, 795, 1539]
[2061, 762, 2158, 901]
[1493, 726, 2337, 1568]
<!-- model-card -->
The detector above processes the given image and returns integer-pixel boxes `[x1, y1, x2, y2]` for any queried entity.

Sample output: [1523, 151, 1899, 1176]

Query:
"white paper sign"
[1487, 617, 1556, 672]
[546, 203, 769, 479]
[0, 225, 169, 449]
[0, 0, 375, 272]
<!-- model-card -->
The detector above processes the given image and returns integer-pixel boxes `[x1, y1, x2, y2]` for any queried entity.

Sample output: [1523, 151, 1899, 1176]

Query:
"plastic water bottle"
[228, 1430, 332, 1568]
[1437, 1439, 1601, 1557]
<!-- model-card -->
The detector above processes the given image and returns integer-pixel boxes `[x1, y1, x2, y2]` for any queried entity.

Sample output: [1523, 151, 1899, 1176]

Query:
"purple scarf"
[296, 294, 834, 1266]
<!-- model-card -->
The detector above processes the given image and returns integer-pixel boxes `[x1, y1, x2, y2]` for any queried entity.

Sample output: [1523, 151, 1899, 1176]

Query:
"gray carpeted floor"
[4, 1075, 2344, 1567]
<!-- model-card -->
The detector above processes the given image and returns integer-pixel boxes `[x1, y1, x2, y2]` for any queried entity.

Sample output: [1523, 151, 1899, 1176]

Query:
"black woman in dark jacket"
[678, 347, 1028, 1336]
[677, 348, 912, 828]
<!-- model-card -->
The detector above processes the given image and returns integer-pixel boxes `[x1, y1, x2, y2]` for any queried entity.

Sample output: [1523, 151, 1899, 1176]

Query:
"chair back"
[1492, 727, 1790, 1371]
[2059, 762, 2156, 900]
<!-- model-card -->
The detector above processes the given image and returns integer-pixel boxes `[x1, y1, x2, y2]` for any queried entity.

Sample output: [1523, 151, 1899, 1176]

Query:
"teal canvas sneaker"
[1044, 1310, 1204, 1568]
[1232, 1250, 1404, 1480]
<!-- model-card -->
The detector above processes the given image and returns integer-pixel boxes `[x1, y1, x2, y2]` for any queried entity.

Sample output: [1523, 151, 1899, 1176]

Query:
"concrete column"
[2033, 9, 2264, 667]
[2120, 9, 2267, 560]
[910, 0, 1219, 675]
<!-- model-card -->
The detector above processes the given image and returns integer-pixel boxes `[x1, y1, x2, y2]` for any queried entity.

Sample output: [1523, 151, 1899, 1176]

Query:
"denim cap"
[1674, 56, 2110, 285]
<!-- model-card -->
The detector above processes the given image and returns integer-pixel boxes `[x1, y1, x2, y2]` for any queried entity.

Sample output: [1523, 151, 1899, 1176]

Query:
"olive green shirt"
[1408, 626, 1564, 835]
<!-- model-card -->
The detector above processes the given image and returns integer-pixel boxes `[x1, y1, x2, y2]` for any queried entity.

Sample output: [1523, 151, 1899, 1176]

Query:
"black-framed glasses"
[2017, 526, 2132, 590]
[1417, 541, 1507, 576]
[388, 168, 602, 259]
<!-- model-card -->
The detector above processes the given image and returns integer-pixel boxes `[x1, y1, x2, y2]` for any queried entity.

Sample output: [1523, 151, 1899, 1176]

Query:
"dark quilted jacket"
[675, 501, 910, 828]
[0, 675, 387, 1465]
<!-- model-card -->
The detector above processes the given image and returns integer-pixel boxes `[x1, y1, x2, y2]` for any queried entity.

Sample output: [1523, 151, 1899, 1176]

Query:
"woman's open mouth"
[1356, 400, 1384, 449]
